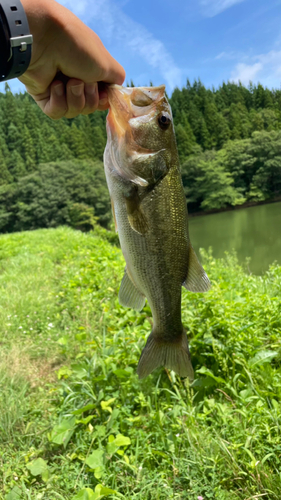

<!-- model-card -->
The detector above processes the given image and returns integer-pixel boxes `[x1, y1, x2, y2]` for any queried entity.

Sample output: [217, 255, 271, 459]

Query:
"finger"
[98, 94, 109, 111]
[102, 56, 126, 85]
[81, 82, 99, 115]
[35, 81, 68, 120]
[64, 79, 86, 118]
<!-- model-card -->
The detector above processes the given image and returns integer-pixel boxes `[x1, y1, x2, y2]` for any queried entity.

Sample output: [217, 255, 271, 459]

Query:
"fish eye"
[158, 113, 171, 130]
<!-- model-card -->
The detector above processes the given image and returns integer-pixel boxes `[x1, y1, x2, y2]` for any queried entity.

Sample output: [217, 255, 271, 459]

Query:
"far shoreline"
[188, 196, 281, 218]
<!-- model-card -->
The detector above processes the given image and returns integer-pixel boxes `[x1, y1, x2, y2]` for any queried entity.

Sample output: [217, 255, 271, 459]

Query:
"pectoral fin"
[125, 190, 149, 235]
[119, 268, 146, 311]
[183, 244, 211, 292]
[128, 209, 149, 235]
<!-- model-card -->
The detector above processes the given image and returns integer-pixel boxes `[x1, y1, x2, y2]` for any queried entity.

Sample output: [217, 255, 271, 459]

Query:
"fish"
[103, 84, 211, 380]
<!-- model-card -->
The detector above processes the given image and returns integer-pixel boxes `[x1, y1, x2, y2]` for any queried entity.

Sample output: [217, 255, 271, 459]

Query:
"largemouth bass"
[104, 84, 211, 380]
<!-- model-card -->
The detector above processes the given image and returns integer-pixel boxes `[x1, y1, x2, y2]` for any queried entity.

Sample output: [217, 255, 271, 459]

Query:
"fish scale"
[104, 84, 211, 380]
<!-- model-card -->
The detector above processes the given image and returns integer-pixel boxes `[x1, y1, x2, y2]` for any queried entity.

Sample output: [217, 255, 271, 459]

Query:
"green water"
[189, 202, 281, 275]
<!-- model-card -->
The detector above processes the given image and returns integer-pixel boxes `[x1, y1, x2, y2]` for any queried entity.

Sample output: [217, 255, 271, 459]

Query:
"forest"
[1, 80, 281, 232]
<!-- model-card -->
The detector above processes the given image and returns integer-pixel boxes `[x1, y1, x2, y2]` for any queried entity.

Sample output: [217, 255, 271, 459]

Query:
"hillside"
[1, 81, 281, 233]
[1, 226, 281, 499]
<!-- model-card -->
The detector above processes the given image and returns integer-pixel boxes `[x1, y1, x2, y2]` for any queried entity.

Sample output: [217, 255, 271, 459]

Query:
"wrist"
[20, 0, 56, 46]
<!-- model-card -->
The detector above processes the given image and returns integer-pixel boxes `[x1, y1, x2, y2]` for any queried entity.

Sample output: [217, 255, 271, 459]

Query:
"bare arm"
[19, 0, 125, 119]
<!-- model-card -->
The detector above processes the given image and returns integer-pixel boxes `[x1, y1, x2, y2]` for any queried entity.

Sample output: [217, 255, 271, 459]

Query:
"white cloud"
[230, 50, 281, 86]
[231, 62, 263, 84]
[200, 0, 246, 17]
[215, 51, 238, 60]
[58, 0, 181, 91]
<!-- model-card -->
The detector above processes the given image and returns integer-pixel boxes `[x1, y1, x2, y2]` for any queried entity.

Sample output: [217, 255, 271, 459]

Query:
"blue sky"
[1, 0, 281, 95]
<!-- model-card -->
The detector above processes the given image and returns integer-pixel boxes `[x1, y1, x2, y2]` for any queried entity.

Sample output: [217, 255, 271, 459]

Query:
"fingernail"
[85, 83, 97, 95]
[71, 84, 84, 97]
[99, 97, 108, 106]
[54, 83, 64, 97]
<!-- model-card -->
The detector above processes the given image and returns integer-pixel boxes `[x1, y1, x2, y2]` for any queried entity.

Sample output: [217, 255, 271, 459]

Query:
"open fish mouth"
[106, 84, 166, 140]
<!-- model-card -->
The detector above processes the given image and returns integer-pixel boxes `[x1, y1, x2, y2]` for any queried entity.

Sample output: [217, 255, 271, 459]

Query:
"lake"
[189, 201, 281, 275]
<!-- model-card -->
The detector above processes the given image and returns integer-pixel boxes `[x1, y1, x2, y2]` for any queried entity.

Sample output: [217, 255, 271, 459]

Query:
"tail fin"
[137, 329, 194, 381]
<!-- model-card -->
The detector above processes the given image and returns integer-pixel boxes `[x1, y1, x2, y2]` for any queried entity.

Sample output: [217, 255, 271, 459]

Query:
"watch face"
[0, 7, 10, 78]
[0, 1, 32, 82]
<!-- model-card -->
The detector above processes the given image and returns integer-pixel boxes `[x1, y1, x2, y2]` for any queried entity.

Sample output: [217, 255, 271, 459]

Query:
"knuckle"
[45, 108, 67, 120]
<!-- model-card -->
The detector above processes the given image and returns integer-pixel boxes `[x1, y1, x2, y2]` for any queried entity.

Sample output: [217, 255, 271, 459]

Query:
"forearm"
[2, 0, 125, 118]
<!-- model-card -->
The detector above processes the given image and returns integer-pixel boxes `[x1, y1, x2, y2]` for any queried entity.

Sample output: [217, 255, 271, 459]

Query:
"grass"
[0, 226, 281, 499]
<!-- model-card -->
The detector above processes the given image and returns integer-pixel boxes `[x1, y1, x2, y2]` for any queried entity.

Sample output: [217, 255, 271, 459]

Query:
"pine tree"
[0, 148, 12, 185]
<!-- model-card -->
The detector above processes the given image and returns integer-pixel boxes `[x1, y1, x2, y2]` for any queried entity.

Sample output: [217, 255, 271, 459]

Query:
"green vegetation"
[0, 160, 111, 233]
[1, 80, 281, 233]
[171, 80, 281, 211]
[1, 227, 281, 499]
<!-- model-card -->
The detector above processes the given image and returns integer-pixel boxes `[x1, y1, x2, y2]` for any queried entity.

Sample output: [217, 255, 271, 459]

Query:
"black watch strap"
[0, 0, 33, 82]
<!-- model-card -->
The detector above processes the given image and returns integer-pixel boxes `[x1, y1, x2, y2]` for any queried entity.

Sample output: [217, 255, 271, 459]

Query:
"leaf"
[71, 488, 96, 500]
[77, 415, 94, 425]
[195, 366, 226, 384]
[41, 469, 49, 483]
[94, 466, 105, 479]
[26, 458, 48, 477]
[107, 441, 118, 455]
[114, 434, 131, 446]
[85, 449, 104, 469]
[71, 485, 117, 500]
[57, 366, 72, 379]
[5, 486, 22, 500]
[191, 377, 216, 389]
[72, 404, 96, 415]
[272, 399, 279, 410]
[49, 417, 76, 448]
[100, 398, 116, 414]
[71, 363, 88, 379]
[95, 425, 106, 437]
[107, 434, 131, 454]
[248, 350, 278, 367]
[58, 336, 68, 346]
[113, 368, 133, 378]
[95, 484, 117, 496]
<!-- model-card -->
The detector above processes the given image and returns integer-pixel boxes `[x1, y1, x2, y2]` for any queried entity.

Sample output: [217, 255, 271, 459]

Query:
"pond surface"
[189, 201, 281, 275]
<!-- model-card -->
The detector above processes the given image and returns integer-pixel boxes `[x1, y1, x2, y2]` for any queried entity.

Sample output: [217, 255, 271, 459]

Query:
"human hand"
[19, 0, 125, 119]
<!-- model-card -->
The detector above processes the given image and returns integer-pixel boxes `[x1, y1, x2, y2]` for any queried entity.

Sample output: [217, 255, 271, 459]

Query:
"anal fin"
[183, 244, 211, 292]
[119, 268, 146, 311]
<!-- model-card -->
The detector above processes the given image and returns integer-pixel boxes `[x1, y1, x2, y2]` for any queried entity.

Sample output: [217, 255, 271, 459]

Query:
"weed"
[0, 227, 281, 499]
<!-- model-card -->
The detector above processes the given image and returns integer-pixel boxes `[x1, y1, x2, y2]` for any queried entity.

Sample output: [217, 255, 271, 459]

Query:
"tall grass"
[0, 227, 281, 500]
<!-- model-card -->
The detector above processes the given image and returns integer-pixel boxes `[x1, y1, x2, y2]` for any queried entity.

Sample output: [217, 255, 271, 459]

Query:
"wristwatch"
[0, 0, 33, 82]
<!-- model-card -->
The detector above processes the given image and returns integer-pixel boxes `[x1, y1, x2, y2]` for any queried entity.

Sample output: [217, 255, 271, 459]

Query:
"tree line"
[0, 80, 281, 232]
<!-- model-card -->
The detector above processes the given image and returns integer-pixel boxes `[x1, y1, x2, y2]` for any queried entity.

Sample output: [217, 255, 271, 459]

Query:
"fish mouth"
[106, 84, 166, 140]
